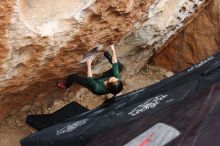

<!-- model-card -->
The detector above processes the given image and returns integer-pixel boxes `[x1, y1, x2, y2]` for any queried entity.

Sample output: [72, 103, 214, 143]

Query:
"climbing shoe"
[57, 81, 67, 89]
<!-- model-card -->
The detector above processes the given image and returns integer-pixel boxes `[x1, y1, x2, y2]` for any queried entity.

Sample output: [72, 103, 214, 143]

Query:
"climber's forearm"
[111, 45, 117, 63]
[87, 62, 93, 77]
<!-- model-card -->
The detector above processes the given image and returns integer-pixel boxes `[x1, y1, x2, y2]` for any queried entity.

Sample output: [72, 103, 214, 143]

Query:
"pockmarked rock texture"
[152, 0, 219, 72]
[0, 0, 209, 120]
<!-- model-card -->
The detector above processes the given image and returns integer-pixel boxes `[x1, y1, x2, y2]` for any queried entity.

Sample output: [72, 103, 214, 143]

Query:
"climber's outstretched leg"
[57, 74, 90, 89]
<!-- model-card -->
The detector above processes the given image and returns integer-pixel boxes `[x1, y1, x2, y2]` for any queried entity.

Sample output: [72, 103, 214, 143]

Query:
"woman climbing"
[57, 44, 124, 96]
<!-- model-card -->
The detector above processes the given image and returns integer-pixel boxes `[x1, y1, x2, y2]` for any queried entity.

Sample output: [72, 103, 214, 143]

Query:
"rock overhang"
[0, 0, 210, 120]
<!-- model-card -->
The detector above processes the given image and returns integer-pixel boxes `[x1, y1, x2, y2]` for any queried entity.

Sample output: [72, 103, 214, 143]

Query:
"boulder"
[0, 0, 209, 120]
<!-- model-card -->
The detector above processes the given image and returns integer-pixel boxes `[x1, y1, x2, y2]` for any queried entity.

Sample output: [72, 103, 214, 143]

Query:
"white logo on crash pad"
[128, 94, 168, 116]
[187, 56, 215, 72]
[56, 119, 88, 136]
[124, 123, 180, 146]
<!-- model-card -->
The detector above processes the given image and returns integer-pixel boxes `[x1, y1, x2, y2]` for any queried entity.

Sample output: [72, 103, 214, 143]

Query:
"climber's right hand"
[86, 56, 95, 65]
[110, 44, 115, 51]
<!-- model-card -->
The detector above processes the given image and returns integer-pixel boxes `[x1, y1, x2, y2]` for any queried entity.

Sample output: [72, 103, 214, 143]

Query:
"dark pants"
[65, 55, 124, 89]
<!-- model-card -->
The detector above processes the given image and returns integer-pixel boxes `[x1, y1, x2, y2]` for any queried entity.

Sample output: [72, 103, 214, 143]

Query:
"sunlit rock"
[0, 0, 209, 120]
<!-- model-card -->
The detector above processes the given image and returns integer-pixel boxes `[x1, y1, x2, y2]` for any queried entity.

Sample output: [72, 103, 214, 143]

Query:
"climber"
[57, 44, 124, 96]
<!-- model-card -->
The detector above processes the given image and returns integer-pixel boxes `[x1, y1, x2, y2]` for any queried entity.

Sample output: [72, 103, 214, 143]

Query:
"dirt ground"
[0, 65, 173, 146]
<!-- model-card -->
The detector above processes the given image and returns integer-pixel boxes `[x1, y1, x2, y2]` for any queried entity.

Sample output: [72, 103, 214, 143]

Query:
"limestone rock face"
[152, 0, 219, 72]
[0, 0, 209, 120]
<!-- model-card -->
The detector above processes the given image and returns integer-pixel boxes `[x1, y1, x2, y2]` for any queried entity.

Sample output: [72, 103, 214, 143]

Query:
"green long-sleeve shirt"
[87, 63, 122, 95]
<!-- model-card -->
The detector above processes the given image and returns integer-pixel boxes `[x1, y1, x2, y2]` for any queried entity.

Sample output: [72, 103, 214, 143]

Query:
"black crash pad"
[21, 51, 220, 146]
[26, 102, 88, 130]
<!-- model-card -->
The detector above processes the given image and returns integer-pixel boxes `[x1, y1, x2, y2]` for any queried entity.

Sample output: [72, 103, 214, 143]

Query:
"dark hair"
[106, 80, 123, 95]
